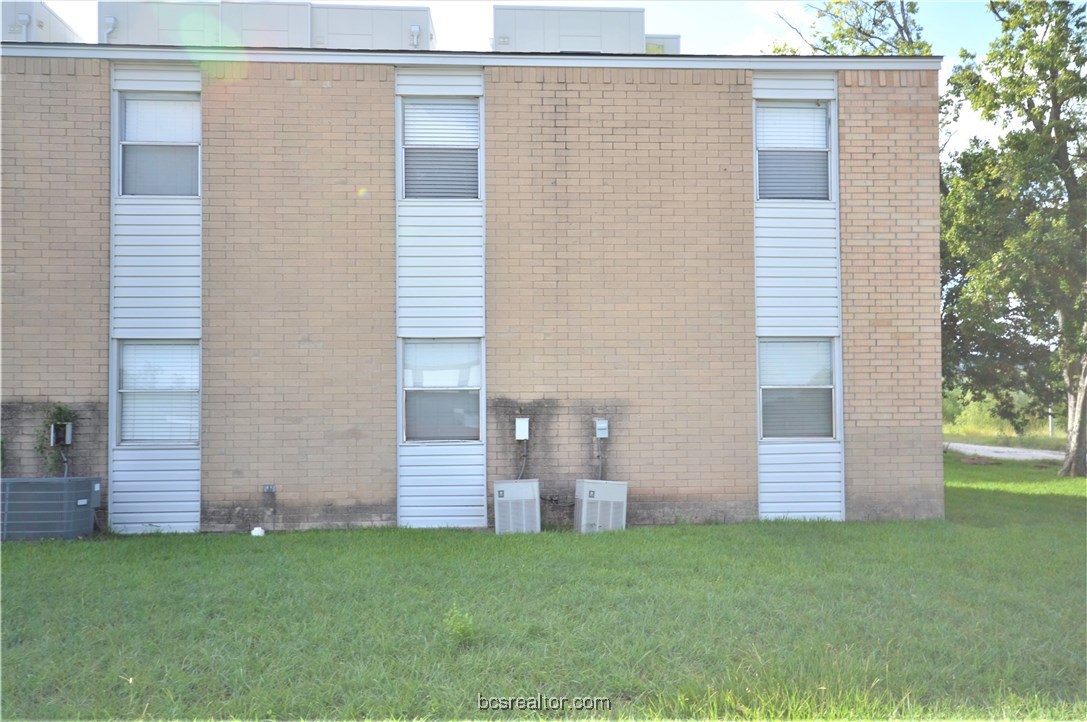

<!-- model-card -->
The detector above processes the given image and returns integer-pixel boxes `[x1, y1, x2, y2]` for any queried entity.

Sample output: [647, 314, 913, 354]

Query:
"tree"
[946, 1, 1087, 476]
[772, 0, 932, 56]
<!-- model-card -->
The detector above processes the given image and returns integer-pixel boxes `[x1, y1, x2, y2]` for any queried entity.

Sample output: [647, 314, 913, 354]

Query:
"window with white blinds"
[119, 342, 200, 443]
[403, 340, 481, 441]
[402, 98, 480, 199]
[756, 103, 830, 201]
[120, 94, 200, 196]
[759, 338, 834, 439]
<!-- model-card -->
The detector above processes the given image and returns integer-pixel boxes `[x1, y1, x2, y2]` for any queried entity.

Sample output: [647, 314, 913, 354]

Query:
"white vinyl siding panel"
[395, 68, 487, 528]
[758, 442, 844, 520]
[396, 202, 484, 337]
[112, 197, 202, 338]
[109, 64, 204, 535]
[397, 444, 487, 527]
[752, 71, 837, 100]
[113, 64, 202, 93]
[109, 447, 201, 533]
[395, 67, 484, 96]
[754, 204, 839, 336]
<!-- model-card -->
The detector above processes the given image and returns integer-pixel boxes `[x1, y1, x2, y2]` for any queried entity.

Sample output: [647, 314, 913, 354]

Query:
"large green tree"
[946, 1, 1087, 476]
[772, 0, 932, 55]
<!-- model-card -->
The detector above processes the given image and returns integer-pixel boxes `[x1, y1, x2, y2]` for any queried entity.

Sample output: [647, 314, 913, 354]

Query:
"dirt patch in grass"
[961, 455, 1002, 465]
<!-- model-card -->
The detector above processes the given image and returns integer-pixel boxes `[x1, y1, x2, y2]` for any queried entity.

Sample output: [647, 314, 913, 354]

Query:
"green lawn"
[2, 454, 1085, 720]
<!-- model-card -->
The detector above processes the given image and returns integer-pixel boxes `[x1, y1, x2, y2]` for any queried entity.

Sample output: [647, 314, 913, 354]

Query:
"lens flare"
[357, 187, 369, 199]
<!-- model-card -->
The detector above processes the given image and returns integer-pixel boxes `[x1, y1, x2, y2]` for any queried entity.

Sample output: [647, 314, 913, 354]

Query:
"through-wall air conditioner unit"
[494, 480, 541, 534]
[574, 480, 628, 532]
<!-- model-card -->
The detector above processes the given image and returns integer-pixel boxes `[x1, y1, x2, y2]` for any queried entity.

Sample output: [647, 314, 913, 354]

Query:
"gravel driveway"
[945, 442, 1063, 462]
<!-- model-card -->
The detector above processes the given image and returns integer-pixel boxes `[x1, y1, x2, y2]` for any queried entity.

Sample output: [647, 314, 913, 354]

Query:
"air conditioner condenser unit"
[574, 479, 628, 532]
[494, 479, 541, 534]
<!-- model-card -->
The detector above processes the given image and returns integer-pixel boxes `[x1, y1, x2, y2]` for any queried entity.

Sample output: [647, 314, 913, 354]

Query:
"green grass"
[3, 455, 1085, 720]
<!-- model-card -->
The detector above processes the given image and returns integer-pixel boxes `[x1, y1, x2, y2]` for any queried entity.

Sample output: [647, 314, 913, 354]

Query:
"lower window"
[403, 339, 481, 441]
[759, 338, 835, 439]
[119, 341, 200, 444]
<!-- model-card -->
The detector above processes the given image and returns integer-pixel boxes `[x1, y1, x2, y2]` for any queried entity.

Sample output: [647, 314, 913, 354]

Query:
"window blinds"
[403, 340, 482, 389]
[120, 343, 200, 443]
[762, 388, 834, 438]
[124, 97, 201, 143]
[403, 98, 480, 199]
[759, 339, 832, 386]
[403, 340, 482, 441]
[121, 95, 200, 196]
[760, 339, 834, 438]
[122, 146, 199, 196]
[757, 103, 829, 200]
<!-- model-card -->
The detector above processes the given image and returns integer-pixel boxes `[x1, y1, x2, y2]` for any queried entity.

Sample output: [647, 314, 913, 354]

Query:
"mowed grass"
[2, 454, 1085, 720]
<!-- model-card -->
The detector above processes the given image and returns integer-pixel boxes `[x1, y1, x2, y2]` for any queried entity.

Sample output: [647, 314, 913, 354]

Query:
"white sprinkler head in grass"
[251, 527, 265, 537]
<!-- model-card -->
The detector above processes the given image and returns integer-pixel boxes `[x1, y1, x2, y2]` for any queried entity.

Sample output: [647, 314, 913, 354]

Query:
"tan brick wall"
[485, 67, 758, 525]
[1, 57, 110, 483]
[200, 62, 397, 530]
[838, 69, 943, 519]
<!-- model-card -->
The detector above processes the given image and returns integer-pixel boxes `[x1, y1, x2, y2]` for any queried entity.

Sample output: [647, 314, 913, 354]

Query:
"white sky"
[46, 0, 1004, 156]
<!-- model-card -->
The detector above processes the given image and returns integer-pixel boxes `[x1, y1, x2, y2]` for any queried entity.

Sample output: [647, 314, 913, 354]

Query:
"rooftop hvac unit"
[494, 479, 540, 534]
[574, 479, 627, 533]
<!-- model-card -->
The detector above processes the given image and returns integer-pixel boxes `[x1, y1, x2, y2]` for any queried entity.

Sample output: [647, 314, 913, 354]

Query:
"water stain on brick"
[201, 500, 395, 532]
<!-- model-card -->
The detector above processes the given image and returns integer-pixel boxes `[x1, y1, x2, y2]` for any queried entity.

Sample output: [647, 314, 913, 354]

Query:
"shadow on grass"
[945, 485, 1087, 528]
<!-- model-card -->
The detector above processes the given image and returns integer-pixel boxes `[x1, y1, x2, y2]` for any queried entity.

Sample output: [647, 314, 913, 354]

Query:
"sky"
[46, 0, 1005, 154]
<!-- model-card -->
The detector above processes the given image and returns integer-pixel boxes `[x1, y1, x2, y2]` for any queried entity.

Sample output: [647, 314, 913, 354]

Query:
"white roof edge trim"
[0, 43, 944, 71]
[494, 5, 646, 12]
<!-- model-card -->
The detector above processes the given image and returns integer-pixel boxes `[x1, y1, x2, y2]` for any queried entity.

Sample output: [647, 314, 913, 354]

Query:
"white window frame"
[757, 337, 838, 442]
[401, 338, 484, 444]
[754, 100, 835, 203]
[116, 340, 201, 447]
[397, 96, 482, 201]
[117, 91, 201, 199]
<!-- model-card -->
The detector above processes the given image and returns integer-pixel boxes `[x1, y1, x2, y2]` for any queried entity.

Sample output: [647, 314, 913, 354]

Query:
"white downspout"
[103, 16, 117, 44]
[16, 13, 30, 42]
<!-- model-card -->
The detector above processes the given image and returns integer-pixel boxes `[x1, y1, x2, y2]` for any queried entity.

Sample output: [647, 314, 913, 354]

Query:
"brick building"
[1, 16, 943, 532]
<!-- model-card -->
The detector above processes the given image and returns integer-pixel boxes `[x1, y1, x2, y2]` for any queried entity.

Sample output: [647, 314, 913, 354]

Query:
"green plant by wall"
[33, 404, 79, 476]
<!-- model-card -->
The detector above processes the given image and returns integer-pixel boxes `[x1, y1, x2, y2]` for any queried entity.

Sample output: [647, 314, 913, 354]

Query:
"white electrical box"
[49, 422, 73, 447]
[574, 479, 627, 532]
[494, 479, 541, 534]
[515, 417, 530, 441]
[594, 418, 609, 439]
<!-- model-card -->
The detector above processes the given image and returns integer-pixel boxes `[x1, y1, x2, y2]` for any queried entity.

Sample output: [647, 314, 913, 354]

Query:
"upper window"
[120, 94, 200, 196]
[402, 98, 480, 199]
[119, 342, 200, 444]
[759, 339, 834, 439]
[756, 103, 829, 201]
[403, 340, 481, 441]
